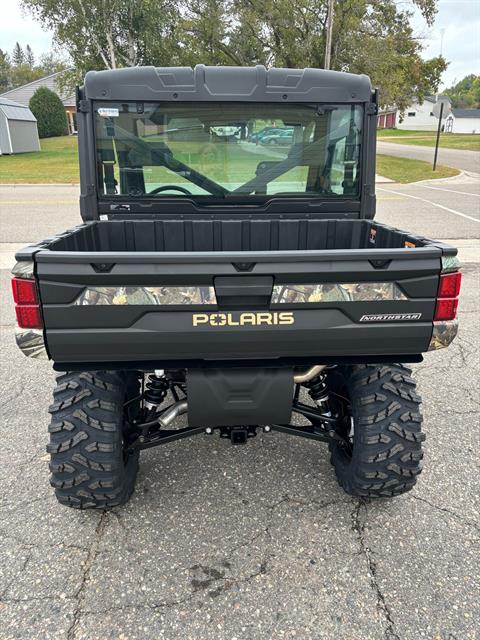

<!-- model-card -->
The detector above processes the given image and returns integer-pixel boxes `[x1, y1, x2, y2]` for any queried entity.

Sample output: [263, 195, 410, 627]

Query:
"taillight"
[12, 278, 38, 305]
[433, 271, 462, 322]
[11, 277, 43, 329]
[434, 297, 459, 321]
[437, 272, 462, 299]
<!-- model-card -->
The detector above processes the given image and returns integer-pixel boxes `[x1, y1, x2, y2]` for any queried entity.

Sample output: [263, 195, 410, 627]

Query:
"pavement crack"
[352, 500, 400, 640]
[0, 551, 32, 602]
[67, 511, 109, 640]
[412, 495, 480, 531]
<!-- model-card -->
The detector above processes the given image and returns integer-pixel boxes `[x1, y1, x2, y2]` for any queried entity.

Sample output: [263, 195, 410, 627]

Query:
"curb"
[0, 183, 80, 187]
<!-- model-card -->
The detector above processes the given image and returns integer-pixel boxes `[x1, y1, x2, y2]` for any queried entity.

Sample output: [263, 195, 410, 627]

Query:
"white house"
[445, 109, 480, 134]
[395, 95, 450, 131]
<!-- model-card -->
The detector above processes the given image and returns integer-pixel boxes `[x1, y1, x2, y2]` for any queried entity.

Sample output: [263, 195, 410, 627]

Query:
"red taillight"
[434, 297, 459, 321]
[434, 269, 462, 321]
[438, 272, 462, 298]
[12, 277, 39, 305]
[15, 305, 43, 329]
[11, 277, 43, 329]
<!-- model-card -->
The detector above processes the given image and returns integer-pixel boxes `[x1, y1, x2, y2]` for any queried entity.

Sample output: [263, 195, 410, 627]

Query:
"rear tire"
[329, 364, 424, 498]
[47, 371, 140, 509]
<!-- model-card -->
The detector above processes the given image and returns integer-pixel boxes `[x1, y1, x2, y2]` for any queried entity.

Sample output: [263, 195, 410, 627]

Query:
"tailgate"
[32, 246, 443, 365]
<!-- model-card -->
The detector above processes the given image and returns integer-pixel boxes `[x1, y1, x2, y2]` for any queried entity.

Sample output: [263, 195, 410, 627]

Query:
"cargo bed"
[26, 218, 450, 254]
[16, 218, 455, 368]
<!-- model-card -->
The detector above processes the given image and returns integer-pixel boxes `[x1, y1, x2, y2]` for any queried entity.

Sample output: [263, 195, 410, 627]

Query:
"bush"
[29, 86, 68, 138]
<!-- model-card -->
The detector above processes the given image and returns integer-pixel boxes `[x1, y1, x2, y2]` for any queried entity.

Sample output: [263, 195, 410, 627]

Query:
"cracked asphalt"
[0, 174, 479, 639]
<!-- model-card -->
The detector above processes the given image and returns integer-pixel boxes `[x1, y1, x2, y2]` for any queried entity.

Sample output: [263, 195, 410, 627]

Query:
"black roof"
[451, 108, 480, 119]
[83, 65, 372, 103]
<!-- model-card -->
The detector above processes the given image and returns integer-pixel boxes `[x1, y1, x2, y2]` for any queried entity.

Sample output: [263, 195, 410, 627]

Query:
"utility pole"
[324, 0, 335, 70]
[433, 101, 444, 171]
[440, 27, 446, 56]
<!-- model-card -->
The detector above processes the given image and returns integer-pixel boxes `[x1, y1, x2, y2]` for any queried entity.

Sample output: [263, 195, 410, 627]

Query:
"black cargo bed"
[42, 219, 440, 254]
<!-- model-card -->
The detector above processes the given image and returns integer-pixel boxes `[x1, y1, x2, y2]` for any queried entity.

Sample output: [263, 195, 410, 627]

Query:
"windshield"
[94, 102, 363, 200]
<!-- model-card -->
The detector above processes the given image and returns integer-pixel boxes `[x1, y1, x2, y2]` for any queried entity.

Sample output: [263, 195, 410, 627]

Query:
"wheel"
[328, 364, 424, 498]
[47, 371, 141, 509]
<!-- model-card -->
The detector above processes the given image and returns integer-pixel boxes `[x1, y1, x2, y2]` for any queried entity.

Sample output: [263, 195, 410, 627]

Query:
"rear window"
[94, 101, 363, 201]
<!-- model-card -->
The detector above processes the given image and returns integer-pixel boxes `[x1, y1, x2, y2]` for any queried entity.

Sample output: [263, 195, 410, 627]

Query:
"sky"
[1, 0, 479, 89]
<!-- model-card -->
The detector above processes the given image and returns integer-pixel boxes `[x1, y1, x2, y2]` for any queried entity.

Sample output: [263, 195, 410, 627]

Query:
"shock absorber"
[305, 371, 331, 414]
[144, 370, 169, 411]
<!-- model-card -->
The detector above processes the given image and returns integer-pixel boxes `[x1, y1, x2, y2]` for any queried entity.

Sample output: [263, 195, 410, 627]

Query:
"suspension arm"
[269, 423, 338, 443]
[127, 425, 205, 452]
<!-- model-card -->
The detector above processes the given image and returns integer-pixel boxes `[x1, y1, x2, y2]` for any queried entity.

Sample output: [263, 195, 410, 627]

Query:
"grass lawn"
[378, 129, 480, 151]
[377, 154, 459, 183]
[0, 136, 79, 183]
[0, 134, 460, 186]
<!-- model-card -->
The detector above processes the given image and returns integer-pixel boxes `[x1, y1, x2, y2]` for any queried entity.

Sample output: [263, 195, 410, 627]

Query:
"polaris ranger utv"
[11, 65, 461, 509]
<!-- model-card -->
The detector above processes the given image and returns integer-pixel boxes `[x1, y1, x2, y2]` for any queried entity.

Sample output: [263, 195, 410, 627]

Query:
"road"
[0, 177, 479, 640]
[377, 140, 480, 173]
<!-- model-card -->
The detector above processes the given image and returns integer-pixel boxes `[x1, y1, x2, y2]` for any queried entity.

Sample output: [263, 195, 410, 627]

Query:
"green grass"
[0, 134, 461, 186]
[0, 136, 79, 183]
[377, 129, 432, 137]
[378, 129, 480, 151]
[377, 154, 459, 183]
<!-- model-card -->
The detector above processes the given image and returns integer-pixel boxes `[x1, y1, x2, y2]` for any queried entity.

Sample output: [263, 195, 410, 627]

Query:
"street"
[0, 176, 479, 639]
[377, 140, 480, 173]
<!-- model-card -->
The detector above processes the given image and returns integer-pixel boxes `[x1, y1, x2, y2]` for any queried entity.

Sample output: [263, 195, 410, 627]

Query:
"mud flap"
[187, 367, 293, 427]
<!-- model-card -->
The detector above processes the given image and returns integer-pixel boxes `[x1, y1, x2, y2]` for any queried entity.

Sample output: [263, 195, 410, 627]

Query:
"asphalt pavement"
[0, 175, 479, 639]
[377, 140, 480, 173]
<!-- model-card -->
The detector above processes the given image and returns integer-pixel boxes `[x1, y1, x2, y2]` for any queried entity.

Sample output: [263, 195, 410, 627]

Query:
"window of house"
[407, 112, 416, 117]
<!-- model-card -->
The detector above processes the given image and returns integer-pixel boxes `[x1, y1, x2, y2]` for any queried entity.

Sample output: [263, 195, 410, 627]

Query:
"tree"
[25, 44, 35, 66]
[12, 42, 25, 65]
[20, 0, 180, 74]
[0, 48, 10, 93]
[445, 75, 480, 109]
[183, 0, 446, 111]
[29, 86, 68, 138]
[20, 0, 447, 112]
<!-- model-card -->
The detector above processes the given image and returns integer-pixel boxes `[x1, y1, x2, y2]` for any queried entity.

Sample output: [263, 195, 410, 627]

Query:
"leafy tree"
[0, 48, 10, 93]
[21, 0, 180, 73]
[183, 0, 446, 111]
[445, 75, 480, 109]
[29, 86, 68, 138]
[20, 0, 447, 112]
[25, 44, 35, 66]
[12, 42, 25, 65]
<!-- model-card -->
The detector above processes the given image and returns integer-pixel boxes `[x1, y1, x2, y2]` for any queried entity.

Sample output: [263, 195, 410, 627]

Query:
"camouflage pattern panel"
[73, 286, 217, 305]
[271, 282, 407, 304]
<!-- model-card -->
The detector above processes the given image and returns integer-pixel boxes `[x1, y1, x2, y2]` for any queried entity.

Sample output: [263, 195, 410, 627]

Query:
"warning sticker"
[97, 108, 119, 118]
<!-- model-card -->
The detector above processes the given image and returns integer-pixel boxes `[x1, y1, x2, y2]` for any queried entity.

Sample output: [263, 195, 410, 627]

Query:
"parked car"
[260, 128, 294, 145]
[248, 127, 281, 142]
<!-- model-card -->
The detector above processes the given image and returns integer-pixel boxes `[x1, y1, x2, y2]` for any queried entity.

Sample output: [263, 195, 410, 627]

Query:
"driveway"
[377, 140, 480, 173]
[0, 178, 479, 639]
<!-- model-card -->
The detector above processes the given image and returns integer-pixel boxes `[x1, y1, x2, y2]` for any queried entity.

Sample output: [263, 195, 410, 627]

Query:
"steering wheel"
[148, 185, 192, 195]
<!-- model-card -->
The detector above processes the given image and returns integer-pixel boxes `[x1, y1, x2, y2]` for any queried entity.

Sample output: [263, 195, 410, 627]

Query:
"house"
[396, 95, 451, 131]
[445, 109, 480, 134]
[377, 109, 396, 129]
[378, 96, 451, 131]
[0, 97, 40, 155]
[0, 71, 77, 135]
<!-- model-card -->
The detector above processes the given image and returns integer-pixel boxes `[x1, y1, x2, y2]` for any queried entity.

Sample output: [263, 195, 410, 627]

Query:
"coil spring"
[144, 374, 169, 407]
[305, 372, 330, 408]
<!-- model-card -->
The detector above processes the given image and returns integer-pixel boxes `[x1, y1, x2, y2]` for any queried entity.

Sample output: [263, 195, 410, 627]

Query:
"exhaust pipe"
[158, 400, 188, 428]
[293, 365, 327, 384]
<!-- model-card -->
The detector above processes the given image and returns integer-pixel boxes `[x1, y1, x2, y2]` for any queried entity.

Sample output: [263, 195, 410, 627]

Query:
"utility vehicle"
[11, 65, 461, 509]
